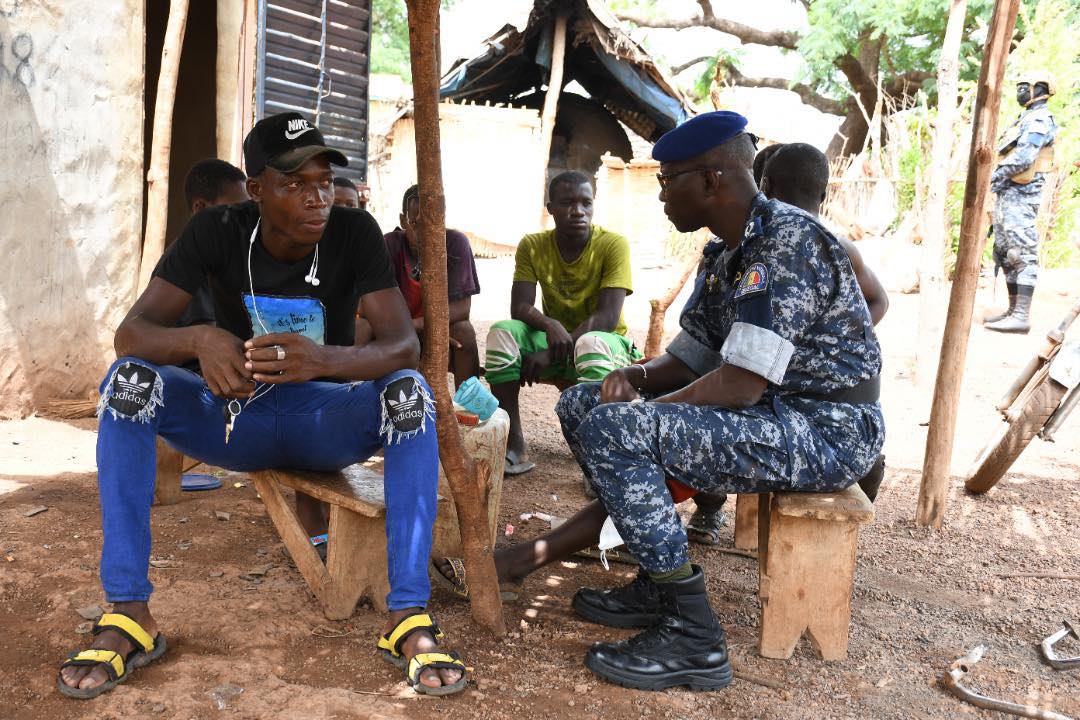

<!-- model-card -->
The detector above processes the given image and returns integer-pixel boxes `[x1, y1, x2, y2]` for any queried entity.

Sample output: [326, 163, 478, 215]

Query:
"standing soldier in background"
[984, 73, 1058, 334]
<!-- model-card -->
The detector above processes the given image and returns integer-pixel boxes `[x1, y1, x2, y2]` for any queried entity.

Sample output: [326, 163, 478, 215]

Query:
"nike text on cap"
[243, 112, 349, 177]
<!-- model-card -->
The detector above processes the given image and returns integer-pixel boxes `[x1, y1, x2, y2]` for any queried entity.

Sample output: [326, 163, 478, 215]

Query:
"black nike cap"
[243, 112, 348, 177]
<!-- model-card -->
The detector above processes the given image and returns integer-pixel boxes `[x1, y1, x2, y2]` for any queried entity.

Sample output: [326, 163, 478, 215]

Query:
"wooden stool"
[254, 410, 509, 619]
[252, 463, 419, 618]
[733, 494, 759, 550]
[152, 437, 199, 506]
[757, 485, 874, 661]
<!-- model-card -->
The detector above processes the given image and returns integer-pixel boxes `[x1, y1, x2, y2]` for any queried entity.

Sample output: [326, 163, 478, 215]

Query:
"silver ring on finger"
[275, 346, 286, 361]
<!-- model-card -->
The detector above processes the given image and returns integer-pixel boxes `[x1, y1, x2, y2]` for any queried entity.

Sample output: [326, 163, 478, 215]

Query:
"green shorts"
[484, 319, 643, 386]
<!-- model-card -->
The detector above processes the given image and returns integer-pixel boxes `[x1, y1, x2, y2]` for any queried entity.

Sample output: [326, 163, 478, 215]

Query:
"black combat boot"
[985, 285, 1033, 334]
[983, 282, 1017, 324]
[857, 454, 886, 503]
[584, 566, 733, 691]
[572, 567, 664, 628]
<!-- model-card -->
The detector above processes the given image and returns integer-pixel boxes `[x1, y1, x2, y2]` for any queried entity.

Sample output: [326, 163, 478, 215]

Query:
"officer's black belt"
[793, 375, 880, 405]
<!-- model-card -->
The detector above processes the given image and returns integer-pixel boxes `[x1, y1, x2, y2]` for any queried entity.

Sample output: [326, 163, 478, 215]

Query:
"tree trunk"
[917, 0, 1021, 529]
[405, 0, 505, 635]
[538, 12, 568, 221]
[136, 0, 190, 295]
[915, 0, 967, 397]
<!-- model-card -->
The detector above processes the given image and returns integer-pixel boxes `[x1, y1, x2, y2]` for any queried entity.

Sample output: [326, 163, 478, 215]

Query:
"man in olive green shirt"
[486, 170, 640, 475]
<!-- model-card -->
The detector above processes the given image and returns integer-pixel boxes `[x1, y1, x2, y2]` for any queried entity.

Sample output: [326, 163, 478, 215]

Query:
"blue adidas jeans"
[95, 357, 439, 611]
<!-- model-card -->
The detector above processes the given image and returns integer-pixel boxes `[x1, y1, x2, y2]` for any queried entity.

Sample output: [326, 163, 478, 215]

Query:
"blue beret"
[652, 111, 749, 163]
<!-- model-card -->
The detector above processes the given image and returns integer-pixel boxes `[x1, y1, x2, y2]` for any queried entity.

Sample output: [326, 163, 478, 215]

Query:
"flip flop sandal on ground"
[57, 612, 168, 699]
[686, 508, 728, 546]
[376, 612, 467, 696]
[503, 455, 536, 476]
[429, 557, 520, 602]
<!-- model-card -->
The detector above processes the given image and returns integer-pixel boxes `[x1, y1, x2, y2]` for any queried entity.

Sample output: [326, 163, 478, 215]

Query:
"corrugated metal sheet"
[256, 0, 372, 181]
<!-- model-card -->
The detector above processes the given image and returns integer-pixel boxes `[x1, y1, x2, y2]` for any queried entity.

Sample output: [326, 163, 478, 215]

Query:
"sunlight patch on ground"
[0, 416, 97, 479]
[1010, 506, 1041, 541]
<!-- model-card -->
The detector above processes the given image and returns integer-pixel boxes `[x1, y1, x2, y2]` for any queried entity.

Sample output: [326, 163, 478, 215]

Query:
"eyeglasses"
[655, 167, 723, 189]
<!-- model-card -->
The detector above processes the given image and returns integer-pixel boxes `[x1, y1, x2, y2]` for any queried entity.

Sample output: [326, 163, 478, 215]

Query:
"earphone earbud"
[304, 244, 320, 286]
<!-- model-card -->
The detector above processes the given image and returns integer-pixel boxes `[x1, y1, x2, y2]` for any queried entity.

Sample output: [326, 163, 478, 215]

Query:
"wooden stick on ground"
[916, 0, 1021, 528]
[405, 0, 505, 636]
[136, 0, 190, 295]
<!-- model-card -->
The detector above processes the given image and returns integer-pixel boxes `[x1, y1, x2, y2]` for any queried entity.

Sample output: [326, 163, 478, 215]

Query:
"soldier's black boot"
[584, 566, 733, 691]
[857, 454, 886, 503]
[985, 285, 1032, 334]
[572, 567, 664, 628]
[984, 282, 1017, 324]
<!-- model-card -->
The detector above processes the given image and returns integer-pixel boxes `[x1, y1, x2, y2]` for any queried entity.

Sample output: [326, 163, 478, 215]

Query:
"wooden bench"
[250, 410, 509, 619]
[152, 437, 199, 505]
[756, 485, 874, 661]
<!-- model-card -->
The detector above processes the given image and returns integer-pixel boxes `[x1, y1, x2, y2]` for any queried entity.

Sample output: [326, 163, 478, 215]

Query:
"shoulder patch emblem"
[733, 262, 769, 300]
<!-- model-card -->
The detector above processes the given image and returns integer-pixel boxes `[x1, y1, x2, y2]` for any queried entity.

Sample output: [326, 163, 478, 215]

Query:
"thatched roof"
[439, 0, 693, 142]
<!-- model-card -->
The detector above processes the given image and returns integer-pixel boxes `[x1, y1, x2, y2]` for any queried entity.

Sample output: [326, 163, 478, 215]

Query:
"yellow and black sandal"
[376, 612, 467, 696]
[377, 612, 445, 669]
[57, 612, 168, 699]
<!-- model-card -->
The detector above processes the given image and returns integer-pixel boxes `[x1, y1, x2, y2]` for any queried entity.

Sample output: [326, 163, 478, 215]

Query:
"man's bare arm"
[840, 238, 889, 325]
[652, 364, 768, 409]
[314, 287, 421, 380]
[569, 287, 626, 341]
[115, 278, 255, 398]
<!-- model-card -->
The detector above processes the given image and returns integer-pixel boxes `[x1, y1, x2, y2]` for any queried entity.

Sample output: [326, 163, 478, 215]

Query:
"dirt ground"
[1, 264, 1078, 720]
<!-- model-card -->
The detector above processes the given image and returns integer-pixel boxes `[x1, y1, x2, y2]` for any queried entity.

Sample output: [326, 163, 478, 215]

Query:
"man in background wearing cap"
[554, 111, 884, 691]
[984, 73, 1058, 334]
[59, 113, 467, 699]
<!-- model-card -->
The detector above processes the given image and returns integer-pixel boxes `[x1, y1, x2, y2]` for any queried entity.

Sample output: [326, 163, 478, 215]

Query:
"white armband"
[720, 322, 794, 385]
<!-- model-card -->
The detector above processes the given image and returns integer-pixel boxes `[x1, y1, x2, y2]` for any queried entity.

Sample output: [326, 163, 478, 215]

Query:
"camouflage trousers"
[993, 190, 1042, 287]
[555, 383, 882, 574]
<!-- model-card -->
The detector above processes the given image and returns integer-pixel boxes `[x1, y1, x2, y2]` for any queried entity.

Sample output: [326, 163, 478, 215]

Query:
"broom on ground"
[40, 396, 99, 419]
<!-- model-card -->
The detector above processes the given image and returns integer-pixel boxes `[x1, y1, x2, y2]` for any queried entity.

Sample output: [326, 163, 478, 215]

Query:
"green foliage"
[370, 0, 459, 81]
[797, 0, 995, 95]
[370, 0, 411, 79]
[689, 49, 744, 104]
[1004, 0, 1080, 268]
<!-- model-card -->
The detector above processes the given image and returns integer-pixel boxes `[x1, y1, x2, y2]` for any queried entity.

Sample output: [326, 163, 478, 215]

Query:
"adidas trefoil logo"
[116, 370, 151, 392]
[386, 385, 424, 421]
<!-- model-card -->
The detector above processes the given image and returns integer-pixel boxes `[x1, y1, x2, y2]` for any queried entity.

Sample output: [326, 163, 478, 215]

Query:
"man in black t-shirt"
[58, 113, 467, 700]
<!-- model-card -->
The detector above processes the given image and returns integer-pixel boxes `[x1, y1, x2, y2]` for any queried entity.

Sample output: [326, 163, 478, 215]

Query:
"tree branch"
[886, 70, 933, 98]
[722, 64, 847, 115]
[671, 55, 712, 75]
[617, 9, 799, 49]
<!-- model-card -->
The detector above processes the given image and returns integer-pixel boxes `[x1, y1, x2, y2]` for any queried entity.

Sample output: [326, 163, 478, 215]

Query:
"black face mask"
[1017, 84, 1032, 107]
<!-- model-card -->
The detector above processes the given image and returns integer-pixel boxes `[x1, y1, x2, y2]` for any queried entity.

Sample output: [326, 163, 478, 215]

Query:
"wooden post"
[137, 0, 190, 295]
[537, 12, 569, 222]
[405, 0, 505, 635]
[644, 240, 703, 358]
[915, 0, 967, 395]
[916, 0, 1021, 528]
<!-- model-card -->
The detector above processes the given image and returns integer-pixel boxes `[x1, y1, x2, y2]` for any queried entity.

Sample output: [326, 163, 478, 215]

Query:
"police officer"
[985, 73, 1058, 334]
[554, 111, 884, 691]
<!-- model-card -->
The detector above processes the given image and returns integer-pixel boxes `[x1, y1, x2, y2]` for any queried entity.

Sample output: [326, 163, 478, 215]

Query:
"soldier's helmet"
[1018, 72, 1056, 97]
